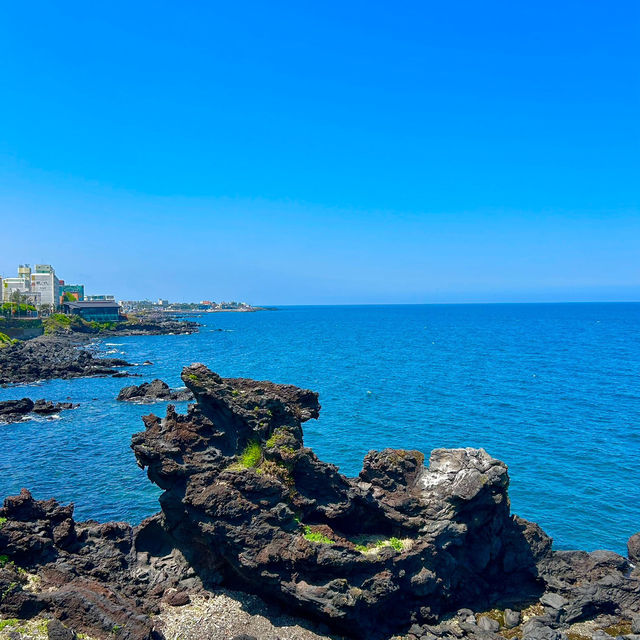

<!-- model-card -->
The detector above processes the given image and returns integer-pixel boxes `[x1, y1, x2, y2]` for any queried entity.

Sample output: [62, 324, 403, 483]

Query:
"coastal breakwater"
[0, 364, 638, 640]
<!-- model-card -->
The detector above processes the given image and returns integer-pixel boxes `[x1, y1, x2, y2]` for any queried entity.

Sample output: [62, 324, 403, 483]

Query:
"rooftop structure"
[86, 294, 115, 302]
[62, 300, 122, 322]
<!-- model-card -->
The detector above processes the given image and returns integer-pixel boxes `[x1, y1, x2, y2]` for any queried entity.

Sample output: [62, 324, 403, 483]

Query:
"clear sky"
[1, 1, 638, 304]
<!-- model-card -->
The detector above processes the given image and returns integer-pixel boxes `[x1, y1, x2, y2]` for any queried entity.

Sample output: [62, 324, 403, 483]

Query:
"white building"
[2, 277, 31, 302]
[31, 269, 60, 307]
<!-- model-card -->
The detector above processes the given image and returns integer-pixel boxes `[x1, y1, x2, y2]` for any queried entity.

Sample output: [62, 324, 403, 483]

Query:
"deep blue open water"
[1, 303, 638, 554]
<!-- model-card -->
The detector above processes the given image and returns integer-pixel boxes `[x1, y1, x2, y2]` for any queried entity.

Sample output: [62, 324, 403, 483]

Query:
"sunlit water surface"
[1, 303, 638, 554]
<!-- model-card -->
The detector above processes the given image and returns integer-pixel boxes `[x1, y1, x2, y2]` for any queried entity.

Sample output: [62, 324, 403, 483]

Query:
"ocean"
[0, 303, 638, 555]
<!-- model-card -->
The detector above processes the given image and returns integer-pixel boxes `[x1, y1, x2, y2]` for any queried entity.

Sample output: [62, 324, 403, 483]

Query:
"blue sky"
[1, 1, 638, 304]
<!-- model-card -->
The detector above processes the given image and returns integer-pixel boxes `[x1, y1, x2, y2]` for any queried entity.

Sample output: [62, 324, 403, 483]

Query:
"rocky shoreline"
[0, 316, 199, 387]
[0, 364, 638, 640]
[0, 334, 132, 386]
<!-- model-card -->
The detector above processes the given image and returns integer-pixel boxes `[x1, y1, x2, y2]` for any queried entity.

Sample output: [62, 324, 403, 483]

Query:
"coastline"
[0, 364, 638, 640]
[0, 314, 199, 387]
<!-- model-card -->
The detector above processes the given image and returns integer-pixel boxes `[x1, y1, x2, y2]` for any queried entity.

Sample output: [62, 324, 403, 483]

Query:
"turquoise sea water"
[0, 303, 638, 554]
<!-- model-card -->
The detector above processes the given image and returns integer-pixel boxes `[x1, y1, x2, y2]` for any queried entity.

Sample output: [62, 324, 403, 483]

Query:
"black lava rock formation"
[0, 336, 131, 386]
[117, 379, 193, 403]
[0, 398, 78, 423]
[1, 363, 638, 640]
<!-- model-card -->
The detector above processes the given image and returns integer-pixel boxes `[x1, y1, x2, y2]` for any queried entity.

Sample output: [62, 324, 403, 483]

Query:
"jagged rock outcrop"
[1, 364, 638, 640]
[0, 398, 78, 423]
[629, 533, 640, 564]
[117, 380, 193, 403]
[0, 489, 198, 639]
[130, 364, 551, 638]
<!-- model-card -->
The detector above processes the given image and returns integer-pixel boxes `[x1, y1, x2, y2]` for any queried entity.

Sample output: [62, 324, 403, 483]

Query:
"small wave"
[105, 343, 124, 346]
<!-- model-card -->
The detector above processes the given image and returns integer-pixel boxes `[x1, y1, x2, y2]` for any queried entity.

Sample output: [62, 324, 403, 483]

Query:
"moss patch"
[266, 430, 287, 448]
[352, 535, 411, 554]
[238, 441, 261, 468]
[477, 609, 506, 627]
[0, 332, 18, 348]
[0, 618, 19, 631]
[521, 603, 545, 621]
[257, 460, 294, 486]
[603, 621, 632, 636]
[303, 526, 334, 544]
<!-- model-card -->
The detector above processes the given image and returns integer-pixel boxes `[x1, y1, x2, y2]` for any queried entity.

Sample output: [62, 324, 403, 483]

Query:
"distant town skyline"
[1, 1, 638, 304]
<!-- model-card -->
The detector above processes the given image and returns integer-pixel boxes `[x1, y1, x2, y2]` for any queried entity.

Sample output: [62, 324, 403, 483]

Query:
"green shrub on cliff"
[238, 441, 262, 468]
[42, 313, 75, 334]
[43, 314, 118, 335]
[0, 332, 18, 348]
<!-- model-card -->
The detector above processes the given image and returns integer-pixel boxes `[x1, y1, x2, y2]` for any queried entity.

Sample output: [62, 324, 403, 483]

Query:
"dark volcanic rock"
[0, 335, 132, 386]
[111, 314, 199, 336]
[130, 363, 550, 639]
[2, 364, 638, 640]
[536, 549, 640, 624]
[117, 379, 193, 403]
[0, 489, 197, 639]
[0, 398, 77, 423]
[47, 618, 77, 640]
[0, 398, 35, 421]
[33, 399, 78, 415]
[629, 532, 640, 564]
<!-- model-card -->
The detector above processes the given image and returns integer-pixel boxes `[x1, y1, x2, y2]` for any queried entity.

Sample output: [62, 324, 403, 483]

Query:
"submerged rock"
[117, 379, 193, 403]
